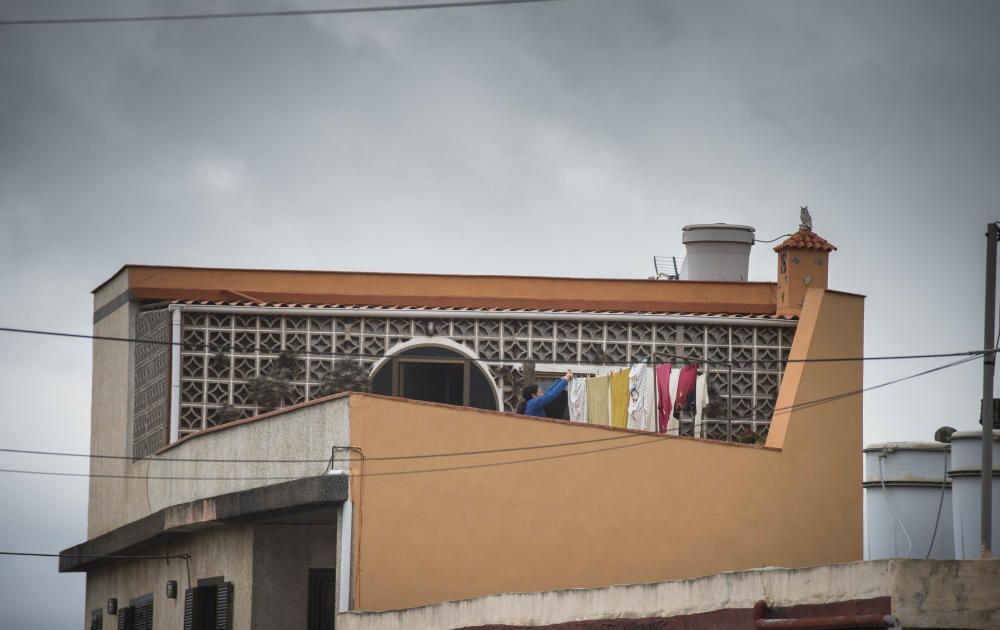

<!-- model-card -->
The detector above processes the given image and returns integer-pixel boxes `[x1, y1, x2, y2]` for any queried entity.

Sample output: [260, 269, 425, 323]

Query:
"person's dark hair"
[516, 383, 540, 414]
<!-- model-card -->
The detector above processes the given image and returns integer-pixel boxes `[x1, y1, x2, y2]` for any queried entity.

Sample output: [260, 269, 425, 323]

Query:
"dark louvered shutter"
[91, 609, 104, 630]
[133, 600, 153, 630]
[116, 606, 133, 630]
[183, 588, 196, 630]
[215, 582, 233, 630]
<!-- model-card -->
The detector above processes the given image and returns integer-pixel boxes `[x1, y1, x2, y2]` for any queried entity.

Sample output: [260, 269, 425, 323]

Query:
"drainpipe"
[752, 601, 900, 629]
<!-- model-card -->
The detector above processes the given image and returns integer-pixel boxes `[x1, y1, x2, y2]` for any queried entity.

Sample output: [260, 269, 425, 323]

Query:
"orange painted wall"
[344, 289, 864, 611]
[115, 265, 780, 314]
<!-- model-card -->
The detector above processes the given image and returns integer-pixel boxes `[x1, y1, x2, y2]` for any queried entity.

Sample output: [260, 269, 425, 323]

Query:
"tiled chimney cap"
[773, 229, 837, 253]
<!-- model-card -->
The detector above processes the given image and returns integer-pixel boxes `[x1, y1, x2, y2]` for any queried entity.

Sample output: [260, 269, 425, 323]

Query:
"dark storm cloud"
[2, 1, 1000, 626]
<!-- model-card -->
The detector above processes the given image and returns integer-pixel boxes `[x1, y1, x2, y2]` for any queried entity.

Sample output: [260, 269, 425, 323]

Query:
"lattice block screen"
[170, 310, 794, 438]
[132, 309, 171, 458]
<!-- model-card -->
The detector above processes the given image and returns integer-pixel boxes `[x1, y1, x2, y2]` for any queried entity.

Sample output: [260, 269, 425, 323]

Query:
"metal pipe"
[753, 600, 900, 629]
[727, 363, 733, 442]
[981, 222, 998, 558]
[167, 304, 797, 328]
[754, 615, 899, 629]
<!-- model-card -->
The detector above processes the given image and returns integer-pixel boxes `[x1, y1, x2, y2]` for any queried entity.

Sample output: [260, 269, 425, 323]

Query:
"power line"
[0, 352, 982, 480]
[772, 352, 983, 415]
[0, 325, 992, 366]
[0, 434, 665, 480]
[0, 432, 644, 464]
[0, 0, 563, 26]
[0, 551, 188, 560]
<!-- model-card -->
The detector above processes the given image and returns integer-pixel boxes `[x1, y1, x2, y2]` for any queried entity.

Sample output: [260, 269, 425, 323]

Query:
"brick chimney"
[774, 207, 837, 317]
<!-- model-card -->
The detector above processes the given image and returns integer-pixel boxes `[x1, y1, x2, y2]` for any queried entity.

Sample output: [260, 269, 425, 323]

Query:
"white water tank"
[948, 430, 1000, 559]
[680, 224, 755, 282]
[863, 442, 953, 560]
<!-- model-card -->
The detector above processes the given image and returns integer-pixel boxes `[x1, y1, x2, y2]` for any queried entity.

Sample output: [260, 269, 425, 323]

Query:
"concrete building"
[62, 223, 868, 629]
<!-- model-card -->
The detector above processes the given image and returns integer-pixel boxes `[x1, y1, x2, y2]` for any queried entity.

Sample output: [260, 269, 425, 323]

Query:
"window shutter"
[214, 582, 233, 630]
[133, 600, 153, 630]
[90, 609, 104, 630]
[116, 606, 133, 630]
[183, 588, 196, 630]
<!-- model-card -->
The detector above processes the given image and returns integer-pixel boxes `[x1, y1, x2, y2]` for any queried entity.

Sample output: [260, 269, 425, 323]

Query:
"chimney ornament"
[799, 206, 813, 232]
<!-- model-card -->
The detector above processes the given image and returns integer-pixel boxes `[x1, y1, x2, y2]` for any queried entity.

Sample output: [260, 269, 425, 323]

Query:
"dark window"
[90, 609, 104, 630]
[371, 347, 498, 411]
[307, 569, 337, 630]
[183, 581, 233, 630]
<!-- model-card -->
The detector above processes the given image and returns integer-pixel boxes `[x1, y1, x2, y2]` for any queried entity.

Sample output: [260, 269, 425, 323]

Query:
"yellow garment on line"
[585, 375, 610, 425]
[610, 369, 630, 429]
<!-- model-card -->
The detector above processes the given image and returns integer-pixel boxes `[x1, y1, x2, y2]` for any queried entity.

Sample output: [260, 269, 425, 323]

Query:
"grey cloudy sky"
[1, 0, 999, 626]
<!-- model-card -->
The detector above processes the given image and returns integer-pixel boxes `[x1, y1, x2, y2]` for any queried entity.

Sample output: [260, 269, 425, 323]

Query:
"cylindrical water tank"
[863, 442, 953, 560]
[680, 224, 755, 282]
[948, 430, 1000, 559]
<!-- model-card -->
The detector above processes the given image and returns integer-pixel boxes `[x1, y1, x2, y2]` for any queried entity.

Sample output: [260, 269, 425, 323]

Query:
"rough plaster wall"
[84, 525, 255, 630]
[889, 559, 1000, 629]
[147, 397, 349, 512]
[89, 270, 150, 538]
[250, 523, 338, 630]
[336, 561, 893, 630]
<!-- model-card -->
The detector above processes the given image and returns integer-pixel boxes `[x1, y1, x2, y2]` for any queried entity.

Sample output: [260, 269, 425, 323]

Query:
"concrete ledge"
[336, 560, 1000, 630]
[60, 474, 347, 572]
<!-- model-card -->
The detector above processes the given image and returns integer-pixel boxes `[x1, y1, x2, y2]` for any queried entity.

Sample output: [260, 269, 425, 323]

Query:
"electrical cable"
[0, 0, 564, 26]
[753, 233, 793, 244]
[771, 352, 983, 415]
[0, 551, 188, 560]
[0, 349, 984, 471]
[0, 434, 665, 480]
[0, 325, 993, 366]
[0, 432, 645, 464]
[878, 454, 913, 558]
[924, 452, 949, 559]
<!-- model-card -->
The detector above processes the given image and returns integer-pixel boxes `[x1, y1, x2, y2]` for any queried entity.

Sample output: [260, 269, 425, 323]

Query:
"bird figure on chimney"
[799, 206, 813, 232]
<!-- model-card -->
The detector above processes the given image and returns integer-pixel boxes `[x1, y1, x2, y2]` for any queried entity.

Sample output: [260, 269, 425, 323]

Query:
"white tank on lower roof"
[948, 430, 1000, 559]
[680, 224, 755, 282]
[863, 442, 953, 560]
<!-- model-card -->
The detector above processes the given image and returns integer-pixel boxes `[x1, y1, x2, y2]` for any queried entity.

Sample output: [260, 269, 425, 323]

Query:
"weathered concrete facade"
[335, 559, 1000, 630]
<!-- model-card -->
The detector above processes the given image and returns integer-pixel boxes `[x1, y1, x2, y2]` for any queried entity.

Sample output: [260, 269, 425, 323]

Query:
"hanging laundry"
[610, 369, 630, 429]
[666, 367, 681, 433]
[569, 377, 589, 423]
[674, 364, 699, 419]
[586, 375, 610, 425]
[627, 362, 651, 432]
[693, 373, 710, 435]
[655, 364, 672, 433]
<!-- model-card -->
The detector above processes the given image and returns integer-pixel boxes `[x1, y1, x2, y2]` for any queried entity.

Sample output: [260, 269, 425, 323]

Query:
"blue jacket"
[523, 378, 568, 417]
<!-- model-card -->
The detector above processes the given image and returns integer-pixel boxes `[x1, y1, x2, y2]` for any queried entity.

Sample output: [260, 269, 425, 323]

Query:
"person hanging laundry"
[610, 369, 630, 429]
[586, 374, 610, 425]
[627, 362, 651, 432]
[517, 370, 573, 417]
[569, 377, 589, 423]
[655, 364, 672, 433]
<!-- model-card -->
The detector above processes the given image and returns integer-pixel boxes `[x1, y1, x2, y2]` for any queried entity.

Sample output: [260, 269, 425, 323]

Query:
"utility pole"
[981, 222, 998, 558]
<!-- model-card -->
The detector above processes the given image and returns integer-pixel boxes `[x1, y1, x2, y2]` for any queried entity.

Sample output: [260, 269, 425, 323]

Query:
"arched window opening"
[370, 346, 499, 411]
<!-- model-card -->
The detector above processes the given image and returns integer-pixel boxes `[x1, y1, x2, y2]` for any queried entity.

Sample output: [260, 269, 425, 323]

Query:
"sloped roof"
[169, 299, 799, 320]
[773, 229, 837, 253]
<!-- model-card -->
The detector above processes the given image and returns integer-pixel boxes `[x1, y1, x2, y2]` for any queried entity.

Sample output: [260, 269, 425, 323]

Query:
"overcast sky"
[1, 0, 999, 627]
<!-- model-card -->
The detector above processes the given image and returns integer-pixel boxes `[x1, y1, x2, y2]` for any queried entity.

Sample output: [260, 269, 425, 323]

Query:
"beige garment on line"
[585, 375, 610, 425]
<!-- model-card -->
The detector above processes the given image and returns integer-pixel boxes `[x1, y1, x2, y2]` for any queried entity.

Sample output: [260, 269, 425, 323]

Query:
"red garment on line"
[674, 364, 699, 417]
[655, 364, 672, 433]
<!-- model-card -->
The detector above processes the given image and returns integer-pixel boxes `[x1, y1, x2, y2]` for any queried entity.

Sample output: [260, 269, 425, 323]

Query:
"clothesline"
[566, 361, 712, 437]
